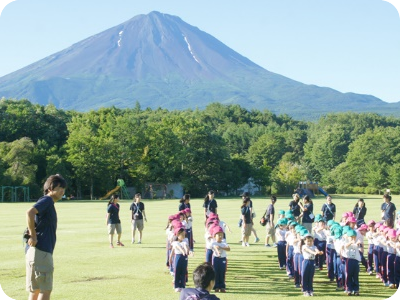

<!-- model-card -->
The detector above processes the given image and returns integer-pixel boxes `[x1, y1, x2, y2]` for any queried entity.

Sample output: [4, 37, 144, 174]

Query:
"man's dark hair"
[43, 174, 67, 195]
[271, 195, 277, 202]
[192, 263, 215, 289]
[384, 193, 392, 202]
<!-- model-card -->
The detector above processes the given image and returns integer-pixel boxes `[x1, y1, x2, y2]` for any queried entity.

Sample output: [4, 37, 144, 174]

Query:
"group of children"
[165, 207, 194, 292]
[165, 203, 232, 294]
[273, 209, 400, 296]
[165, 197, 400, 297]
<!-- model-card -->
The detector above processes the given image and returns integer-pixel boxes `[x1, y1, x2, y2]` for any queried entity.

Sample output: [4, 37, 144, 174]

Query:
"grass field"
[1, 194, 399, 300]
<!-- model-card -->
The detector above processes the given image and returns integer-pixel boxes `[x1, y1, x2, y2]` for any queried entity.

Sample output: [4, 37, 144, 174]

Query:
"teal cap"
[347, 229, 357, 237]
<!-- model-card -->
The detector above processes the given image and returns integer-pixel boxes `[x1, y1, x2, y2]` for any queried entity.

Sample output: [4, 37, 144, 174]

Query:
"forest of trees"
[1, 98, 400, 199]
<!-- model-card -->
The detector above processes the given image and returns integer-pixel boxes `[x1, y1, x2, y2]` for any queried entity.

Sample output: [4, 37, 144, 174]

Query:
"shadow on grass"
[221, 245, 396, 298]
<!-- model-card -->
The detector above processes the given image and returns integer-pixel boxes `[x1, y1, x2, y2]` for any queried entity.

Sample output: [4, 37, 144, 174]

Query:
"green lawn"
[0, 194, 399, 299]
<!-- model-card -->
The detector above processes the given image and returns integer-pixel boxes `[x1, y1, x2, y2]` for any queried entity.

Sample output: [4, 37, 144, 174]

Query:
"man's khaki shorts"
[108, 223, 122, 235]
[132, 219, 144, 231]
[26, 247, 54, 292]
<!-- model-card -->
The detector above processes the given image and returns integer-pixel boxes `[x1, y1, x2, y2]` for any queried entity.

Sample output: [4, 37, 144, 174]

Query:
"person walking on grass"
[241, 198, 252, 247]
[264, 195, 277, 247]
[25, 174, 67, 300]
[130, 193, 147, 244]
[241, 192, 260, 243]
[106, 194, 124, 248]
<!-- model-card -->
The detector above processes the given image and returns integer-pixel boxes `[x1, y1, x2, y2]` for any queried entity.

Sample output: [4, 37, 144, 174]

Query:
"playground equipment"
[100, 179, 130, 200]
[1, 186, 30, 202]
[295, 181, 328, 198]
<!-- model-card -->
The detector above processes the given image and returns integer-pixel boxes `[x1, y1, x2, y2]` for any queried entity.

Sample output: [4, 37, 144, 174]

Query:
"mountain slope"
[0, 11, 397, 118]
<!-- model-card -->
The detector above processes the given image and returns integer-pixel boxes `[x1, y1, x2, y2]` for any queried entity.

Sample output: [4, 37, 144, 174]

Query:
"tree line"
[1, 98, 400, 199]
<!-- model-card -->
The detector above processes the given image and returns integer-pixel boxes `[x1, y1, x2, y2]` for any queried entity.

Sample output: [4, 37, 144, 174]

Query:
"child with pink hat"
[211, 226, 230, 293]
[379, 227, 391, 286]
[165, 215, 182, 274]
[356, 224, 368, 271]
[205, 221, 217, 263]
[182, 208, 194, 252]
[346, 216, 357, 229]
[340, 212, 350, 226]
[386, 229, 397, 288]
[394, 230, 400, 289]
[170, 226, 190, 292]
[366, 220, 376, 275]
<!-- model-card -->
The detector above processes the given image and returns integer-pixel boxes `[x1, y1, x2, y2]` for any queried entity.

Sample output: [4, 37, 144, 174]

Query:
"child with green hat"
[344, 229, 361, 295]
[276, 219, 288, 270]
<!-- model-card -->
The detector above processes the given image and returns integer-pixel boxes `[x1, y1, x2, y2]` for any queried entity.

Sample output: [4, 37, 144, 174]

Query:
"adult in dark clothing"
[241, 198, 252, 246]
[179, 194, 191, 211]
[381, 194, 396, 228]
[241, 192, 260, 243]
[299, 195, 314, 233]
[107, 194, 125, 247]
[180, 263, 220, 300]
[130, 193, 147, 244]
[321, 195, 336, 222]
[353, 198, 367, 227]
[25, 174, 67, 300]
[289, 193, 301, 221]
[203, 190, 218, 221]
[264, 195, 277, 247]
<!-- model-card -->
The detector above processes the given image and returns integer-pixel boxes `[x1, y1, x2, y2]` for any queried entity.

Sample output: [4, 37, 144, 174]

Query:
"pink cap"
[346, 216, 357, 224]
[358, 224, 368, 231]
[183, 208, 191, 214]
[374, 223, 381, 229]
[342, 212, 350, 218]
[171, 220, 182, 228]
[384, 227, 391, 233]
[212, 226, 224, 236]
[347, 212, 354, 217]
[174, 226, 184, 236]
[367, 220, 376, 226]
[387, 229, 397, 238]
[208, 224, 219, 234]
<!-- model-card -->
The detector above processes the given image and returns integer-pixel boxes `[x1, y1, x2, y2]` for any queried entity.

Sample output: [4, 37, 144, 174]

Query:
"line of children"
[367, 219, 400, 289]
[165, 210, 193, 292]
[271, 211, 376, 297]
[204, 213, 231, 293]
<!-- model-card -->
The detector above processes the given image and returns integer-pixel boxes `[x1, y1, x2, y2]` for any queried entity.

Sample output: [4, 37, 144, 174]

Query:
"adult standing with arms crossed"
[25, 174, 67, 300]
[353, 198, 367, 227]
[130, 193, 147, 244]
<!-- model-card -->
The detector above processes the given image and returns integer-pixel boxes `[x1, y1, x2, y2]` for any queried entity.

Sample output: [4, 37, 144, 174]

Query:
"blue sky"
[0, 0, 399, 103]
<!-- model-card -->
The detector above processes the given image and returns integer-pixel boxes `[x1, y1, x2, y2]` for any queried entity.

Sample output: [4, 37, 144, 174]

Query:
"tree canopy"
[1, 98, 400, 199]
